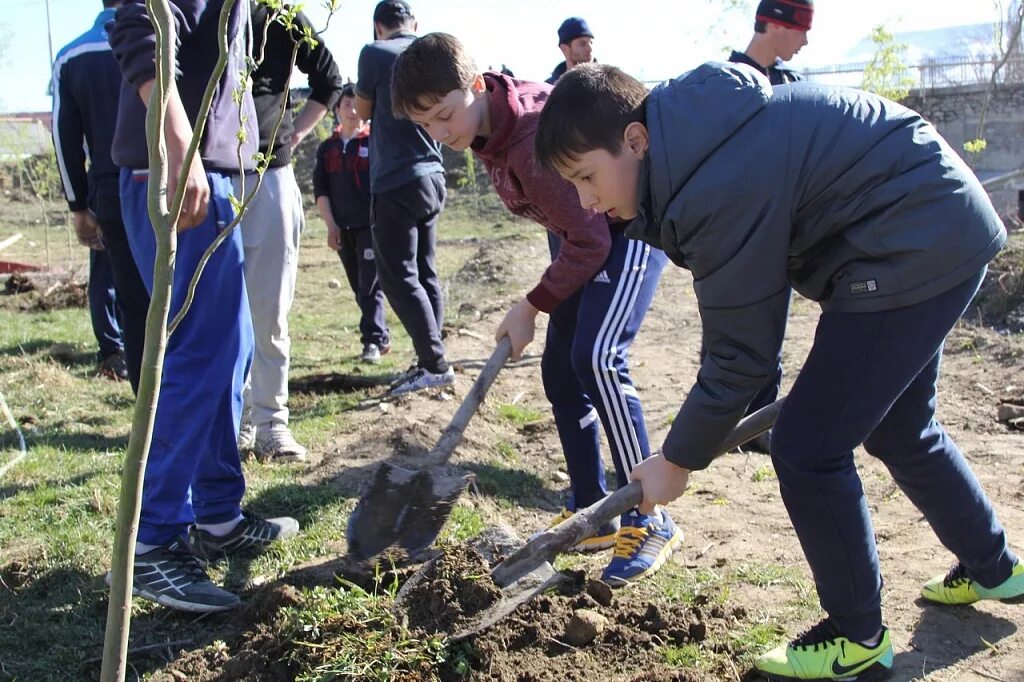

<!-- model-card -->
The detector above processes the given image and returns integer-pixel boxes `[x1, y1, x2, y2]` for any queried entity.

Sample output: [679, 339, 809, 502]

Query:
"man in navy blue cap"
[546, 17, 595, 85]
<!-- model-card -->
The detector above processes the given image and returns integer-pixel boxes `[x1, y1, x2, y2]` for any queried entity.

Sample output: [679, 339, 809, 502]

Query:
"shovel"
[347, 337, 513, 562]
[432, 397, 785, 640]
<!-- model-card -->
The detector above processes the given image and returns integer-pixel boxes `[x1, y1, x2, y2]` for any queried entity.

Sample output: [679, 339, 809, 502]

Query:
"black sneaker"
[190, 510, 300, 562]
[98, 350, 129, 381]
[106, 537, 240, 613]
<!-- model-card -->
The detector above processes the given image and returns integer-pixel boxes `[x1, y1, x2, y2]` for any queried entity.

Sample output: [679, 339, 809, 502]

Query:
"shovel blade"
[346, 461, 473, 561]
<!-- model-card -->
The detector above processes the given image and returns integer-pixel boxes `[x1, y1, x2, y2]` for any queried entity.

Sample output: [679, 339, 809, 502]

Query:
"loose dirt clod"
[402, 545, 502, 634]
[564, 609, 608, 646]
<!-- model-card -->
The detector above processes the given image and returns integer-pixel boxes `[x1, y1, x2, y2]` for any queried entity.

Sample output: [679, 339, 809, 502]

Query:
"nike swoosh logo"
[832, 657, 868, 676]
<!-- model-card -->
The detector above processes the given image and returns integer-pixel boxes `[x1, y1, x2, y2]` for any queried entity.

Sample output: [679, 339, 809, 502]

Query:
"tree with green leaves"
[861, 25, 916, 102]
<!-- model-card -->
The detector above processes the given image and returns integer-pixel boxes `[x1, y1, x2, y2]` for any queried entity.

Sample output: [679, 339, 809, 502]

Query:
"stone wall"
[903, 83, 1024, 221]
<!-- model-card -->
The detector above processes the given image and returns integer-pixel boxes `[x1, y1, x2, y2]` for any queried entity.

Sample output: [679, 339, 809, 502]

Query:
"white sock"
[134, 542, 159, 555]
[858, 629, 884, 648]
[196, 514, 244, 537]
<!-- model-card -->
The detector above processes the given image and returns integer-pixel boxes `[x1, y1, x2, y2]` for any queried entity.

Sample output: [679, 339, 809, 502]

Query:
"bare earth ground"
[256, 233, 1024, 681]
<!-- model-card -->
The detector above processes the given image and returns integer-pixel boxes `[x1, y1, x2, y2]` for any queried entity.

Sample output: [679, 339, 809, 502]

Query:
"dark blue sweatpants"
[120, 169, 254, 546]
[771, 268, 1017, 641]
[88, 248, 123, 360]
[543, 231, 668, 508]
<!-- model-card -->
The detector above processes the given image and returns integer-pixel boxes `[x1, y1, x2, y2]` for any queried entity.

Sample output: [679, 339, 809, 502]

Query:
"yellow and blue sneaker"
[535, 508, 619, 552]
[921, 560, 1024, 605]
[754, 620, 893, 681]
[600, 508, 683, 587]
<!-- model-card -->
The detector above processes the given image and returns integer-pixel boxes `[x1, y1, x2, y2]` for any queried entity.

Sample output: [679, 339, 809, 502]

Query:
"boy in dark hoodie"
[391, 33, 681, 588]
[314, 84, 390, 363]
[109, 0, 298, 614]
[534, 63, 1022, 680]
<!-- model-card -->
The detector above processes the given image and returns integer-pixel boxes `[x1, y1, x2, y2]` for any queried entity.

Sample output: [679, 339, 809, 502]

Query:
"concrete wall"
[903, 83, 1024, 221]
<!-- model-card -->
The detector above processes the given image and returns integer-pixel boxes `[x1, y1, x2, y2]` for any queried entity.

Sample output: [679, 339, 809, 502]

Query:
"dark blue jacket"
[727, 50, 802, 86]
[313, 128, 371, 230]
[51, 8, 121, 211]
[627, 63, 1006, 471]
[110, 0, 257, 172]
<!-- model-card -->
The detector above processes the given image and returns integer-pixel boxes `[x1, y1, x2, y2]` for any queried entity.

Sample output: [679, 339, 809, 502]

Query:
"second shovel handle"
[431, 337, 513, 463]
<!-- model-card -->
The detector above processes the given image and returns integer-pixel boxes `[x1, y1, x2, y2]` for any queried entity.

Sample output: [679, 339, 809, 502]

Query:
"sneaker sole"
[132, 584, 240, 613]
[569, 535, 618, 553]
[756, 661, 893, 682]
[105, 571, 239, 614]
[604, 527, 685, 588]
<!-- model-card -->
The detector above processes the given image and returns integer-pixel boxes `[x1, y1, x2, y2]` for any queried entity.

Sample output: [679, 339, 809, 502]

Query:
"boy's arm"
[312, 143, 340, 249]
[52, 62, 88, 213]
[354, 44, 376, 121]
[289, 10, 343, 147]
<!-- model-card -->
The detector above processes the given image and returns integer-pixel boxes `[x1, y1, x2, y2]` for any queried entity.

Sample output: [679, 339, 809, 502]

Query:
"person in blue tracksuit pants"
[109, 0, 299, 614]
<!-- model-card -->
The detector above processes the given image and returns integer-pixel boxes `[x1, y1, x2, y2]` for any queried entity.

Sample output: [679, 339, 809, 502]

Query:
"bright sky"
[0, 0, 1003, 114]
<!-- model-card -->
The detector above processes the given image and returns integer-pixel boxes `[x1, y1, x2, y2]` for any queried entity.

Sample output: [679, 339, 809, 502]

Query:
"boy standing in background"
[314, 84, 390, 364]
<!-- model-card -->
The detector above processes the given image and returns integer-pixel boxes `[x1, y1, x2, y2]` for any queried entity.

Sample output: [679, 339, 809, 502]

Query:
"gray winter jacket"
[626, 62, 1005, 471]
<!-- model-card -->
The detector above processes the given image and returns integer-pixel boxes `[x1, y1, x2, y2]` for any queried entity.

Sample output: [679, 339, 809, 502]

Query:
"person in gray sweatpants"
[234, 5, 343, 461]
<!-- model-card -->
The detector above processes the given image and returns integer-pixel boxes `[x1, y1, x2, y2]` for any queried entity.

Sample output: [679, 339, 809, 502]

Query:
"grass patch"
[439, 504, 486, 543]
[751, 465, 776, 482]
[282, 584, 446, 681]
[662, 642, 703, 667]
[494, 439, 518, 463]
[496, 402, 544, 427]
[655, 562, 729, 606]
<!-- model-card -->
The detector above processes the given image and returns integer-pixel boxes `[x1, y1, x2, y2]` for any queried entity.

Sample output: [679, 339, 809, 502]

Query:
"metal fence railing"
[802, 55, 1024, 90]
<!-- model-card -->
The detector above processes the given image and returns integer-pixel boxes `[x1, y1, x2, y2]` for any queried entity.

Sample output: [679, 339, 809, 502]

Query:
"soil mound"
[403, 545, 503, 634]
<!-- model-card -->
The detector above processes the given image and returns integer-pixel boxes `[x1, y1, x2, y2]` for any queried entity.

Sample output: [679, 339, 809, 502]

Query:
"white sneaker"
[253, 425, 307, 462]
[238, 420, 256, 452]
[389, 366, 455, 396]
[360, 343, 383, 364]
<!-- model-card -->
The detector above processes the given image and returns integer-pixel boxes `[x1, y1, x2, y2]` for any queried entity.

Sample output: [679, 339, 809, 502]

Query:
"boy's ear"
[559, 43, 572, 61]
[471, 73, 487, 93]
[623, 122, 649, 158]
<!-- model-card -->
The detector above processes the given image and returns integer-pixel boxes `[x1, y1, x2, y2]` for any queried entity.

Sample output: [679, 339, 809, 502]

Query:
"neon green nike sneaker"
[754, 620, 893, 681]
[921, 560, 1024, 605]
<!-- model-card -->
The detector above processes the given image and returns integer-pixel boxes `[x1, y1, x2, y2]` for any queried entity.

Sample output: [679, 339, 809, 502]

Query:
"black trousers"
[370, 173, 447, 373]
[94, 177, 149, 393]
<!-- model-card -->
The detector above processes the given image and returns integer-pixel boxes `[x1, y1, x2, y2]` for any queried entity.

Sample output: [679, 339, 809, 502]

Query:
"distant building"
[0, 114, 54, 161]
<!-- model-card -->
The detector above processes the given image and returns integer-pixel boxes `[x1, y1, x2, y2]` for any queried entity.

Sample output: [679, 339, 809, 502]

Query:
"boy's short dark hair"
[391, 32, 478, 119]
[339, 83, 356, 101]
[535, 64, 648, 172]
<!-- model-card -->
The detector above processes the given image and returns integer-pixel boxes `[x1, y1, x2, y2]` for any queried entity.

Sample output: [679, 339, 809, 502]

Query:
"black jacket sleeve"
[52, 62, 89, 211]
[661, 191, 791, 470]
[292, 11, 343, 110]
[111, 1, 205, 88]
[312, 140, 329, 199]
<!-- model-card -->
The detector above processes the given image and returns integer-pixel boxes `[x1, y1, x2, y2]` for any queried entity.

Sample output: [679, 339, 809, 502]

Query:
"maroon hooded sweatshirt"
[471, 73, 612, 313]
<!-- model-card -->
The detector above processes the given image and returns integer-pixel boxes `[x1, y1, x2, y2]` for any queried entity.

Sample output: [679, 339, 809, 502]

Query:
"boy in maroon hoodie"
[392, 32, 680, 586]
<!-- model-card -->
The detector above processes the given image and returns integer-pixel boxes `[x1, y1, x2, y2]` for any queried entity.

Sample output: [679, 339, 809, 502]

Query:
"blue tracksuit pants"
[542, 230, 668, 508]
[771, 268, 1017, 641]
[120, 169, 253, 546]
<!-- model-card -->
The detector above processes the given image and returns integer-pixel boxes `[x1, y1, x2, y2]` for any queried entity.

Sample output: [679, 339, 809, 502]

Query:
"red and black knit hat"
[756, 0, 814, 31]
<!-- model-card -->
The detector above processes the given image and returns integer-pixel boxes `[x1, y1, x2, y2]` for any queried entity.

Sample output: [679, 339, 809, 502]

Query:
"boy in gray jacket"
[534, 63, 1022, 681]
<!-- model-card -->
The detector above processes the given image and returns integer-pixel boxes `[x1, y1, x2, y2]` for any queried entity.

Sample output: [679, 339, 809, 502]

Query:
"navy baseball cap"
[373, 0, 413, 25]
[557, 17, 593, 45]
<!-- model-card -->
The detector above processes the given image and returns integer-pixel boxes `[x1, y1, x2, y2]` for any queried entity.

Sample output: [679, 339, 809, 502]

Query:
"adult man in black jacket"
[51, 0, 149, 389]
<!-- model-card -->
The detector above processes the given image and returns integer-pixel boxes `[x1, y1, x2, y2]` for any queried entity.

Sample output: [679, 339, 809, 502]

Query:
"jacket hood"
[646, 63, 772, 222]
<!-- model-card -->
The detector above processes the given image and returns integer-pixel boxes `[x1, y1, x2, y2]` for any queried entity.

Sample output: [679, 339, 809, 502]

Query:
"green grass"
[495, 402, 545, 426]
[751, 465, 776, 482]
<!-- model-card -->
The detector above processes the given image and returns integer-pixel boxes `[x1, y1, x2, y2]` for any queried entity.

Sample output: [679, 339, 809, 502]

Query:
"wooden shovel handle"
[431, 336, 513, 464]
[491, 397, 784, 587]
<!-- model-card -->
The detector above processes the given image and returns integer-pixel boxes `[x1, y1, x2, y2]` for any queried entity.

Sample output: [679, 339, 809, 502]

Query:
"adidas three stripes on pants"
[542, 229, 668, 509]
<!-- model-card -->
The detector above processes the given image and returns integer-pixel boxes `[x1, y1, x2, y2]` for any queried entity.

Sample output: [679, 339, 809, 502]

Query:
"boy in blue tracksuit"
[535, 63, 1022, 680]
[109, 0, 298, 614]
[313, 84, 390, 363]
